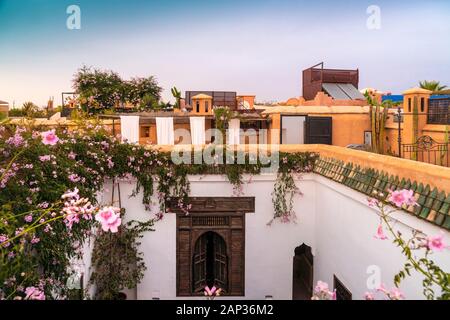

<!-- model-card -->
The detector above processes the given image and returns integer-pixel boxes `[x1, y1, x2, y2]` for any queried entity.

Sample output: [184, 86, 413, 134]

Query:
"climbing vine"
[0, 120, 317, 300]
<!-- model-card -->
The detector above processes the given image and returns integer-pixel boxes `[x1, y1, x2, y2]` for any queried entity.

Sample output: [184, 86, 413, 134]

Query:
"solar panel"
[338, 83, 365, 100]
[322, 83, 349, 100]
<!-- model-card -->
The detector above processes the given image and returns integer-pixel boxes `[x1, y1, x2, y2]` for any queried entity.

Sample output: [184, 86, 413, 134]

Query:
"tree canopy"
[72, 66, 164, 114]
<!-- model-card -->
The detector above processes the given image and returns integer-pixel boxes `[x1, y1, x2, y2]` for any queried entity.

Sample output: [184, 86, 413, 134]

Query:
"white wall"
[313, 175, 450, 300]
[96, 174, 450, 300]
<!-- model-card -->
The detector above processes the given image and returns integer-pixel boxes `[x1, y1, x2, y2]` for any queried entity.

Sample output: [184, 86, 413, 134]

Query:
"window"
[192, 232, 228, 293]
[173, 197, 254, 296]
[140, 126, 150, 138]
[196, 101, 200, 113]
[333, 275, 352, 300]
[205, 101, 209, 113]
[408, 98, 412, 112]
[420, 97, 425, 112]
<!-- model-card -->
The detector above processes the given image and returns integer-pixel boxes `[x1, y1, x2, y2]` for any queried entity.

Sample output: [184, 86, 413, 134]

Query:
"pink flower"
[425, 232, 447, 252]
[312, 281, 336, 300]
[6, 133, 24, 147]
[388, 189, 417, 208]
[41, 129, 59, 146]
[364, 292, 375, 300]
[374, 224, 388, 240]
[204, 286, 217, 296]
[0, 234, 10, 248]
[39, 155, 51, 162]
[61, 187, 79, 200]
[24, 286, 45, 300]
[68, 151, 77, 160]
[24, 215, 33, 223]
[95, 206, 122, 233]
[367, 198, 379, 208]
[68, 173, 81, 183]
[31, 236, 40, 244]
[65, 213, 80, 229]
[204, 286, 222, 299]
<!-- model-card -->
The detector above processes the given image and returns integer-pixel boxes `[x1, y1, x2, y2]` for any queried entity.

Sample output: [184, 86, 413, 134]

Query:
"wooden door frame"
[168, 197, 255, 297]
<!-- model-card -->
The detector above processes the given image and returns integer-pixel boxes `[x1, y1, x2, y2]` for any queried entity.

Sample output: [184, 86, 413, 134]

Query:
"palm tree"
[419, 80, 447, 92]
[171, 87, 182, 109]
[22, 101, 38, 117]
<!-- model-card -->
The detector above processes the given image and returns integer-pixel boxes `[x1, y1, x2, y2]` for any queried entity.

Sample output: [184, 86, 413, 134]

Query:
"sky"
[0, 0, 449, 108]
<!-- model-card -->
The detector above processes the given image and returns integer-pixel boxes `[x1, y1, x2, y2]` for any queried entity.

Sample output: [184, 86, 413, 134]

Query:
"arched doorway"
[292, 243, 313, 300]
[192, 231, 228, 293]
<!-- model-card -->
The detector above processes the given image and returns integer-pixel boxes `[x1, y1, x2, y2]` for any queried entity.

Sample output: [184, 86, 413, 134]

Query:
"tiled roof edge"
[313, 157, 450, 231]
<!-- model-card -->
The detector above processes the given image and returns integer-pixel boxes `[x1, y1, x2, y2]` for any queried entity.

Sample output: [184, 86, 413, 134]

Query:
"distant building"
[0, 100, 9, 117]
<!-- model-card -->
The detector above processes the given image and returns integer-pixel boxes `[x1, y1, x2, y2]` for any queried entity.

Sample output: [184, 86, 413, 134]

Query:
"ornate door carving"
[170, 197, 254, 296]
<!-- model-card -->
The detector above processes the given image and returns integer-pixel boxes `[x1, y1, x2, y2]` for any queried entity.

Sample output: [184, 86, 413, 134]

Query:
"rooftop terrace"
[150, 144, 450, 231]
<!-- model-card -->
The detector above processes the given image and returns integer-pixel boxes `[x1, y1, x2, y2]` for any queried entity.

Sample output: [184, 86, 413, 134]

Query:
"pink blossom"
[367, 198, 379, 207]
[311, 281, 336, 300]
[6, 133, 24, 147]
[68, 151, 77, 160]
[65, 213, 80, 229]
[107, 158, 114, 169]
[204, 286, 222, 299]
[31, 236, 40, 244]
[95, 206, 122, 233]
[24, 215, 33, 223]
[364, 292, 375, 300]
[61, 187, 80, 200]
[425, 232, 447, 252]
[204, 286, 218, 296]
[24, 287, 45, 300]
[388, 189, 417, 208]
[314, 280, 329, 293]
[68, 173, 81, 183]
[39, 155, 51, 162]
[374, 224, 388, 240]
[41, 129, 59, 146]
[0, 234, 10, 248]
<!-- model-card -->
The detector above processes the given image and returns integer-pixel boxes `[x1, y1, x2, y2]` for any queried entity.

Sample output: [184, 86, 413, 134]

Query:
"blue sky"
[0, 0, 449, 107]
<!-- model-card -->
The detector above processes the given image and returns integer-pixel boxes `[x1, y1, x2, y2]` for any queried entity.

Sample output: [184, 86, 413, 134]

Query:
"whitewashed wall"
[97, 174, 450, 300]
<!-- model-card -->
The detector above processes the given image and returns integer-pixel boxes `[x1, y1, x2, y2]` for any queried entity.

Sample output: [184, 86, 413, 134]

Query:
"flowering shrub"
[369, 189, 449, 300]
[0, 123, 178, 299]
[0, 120, 318, 299]
[72, 65, 163, 113]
